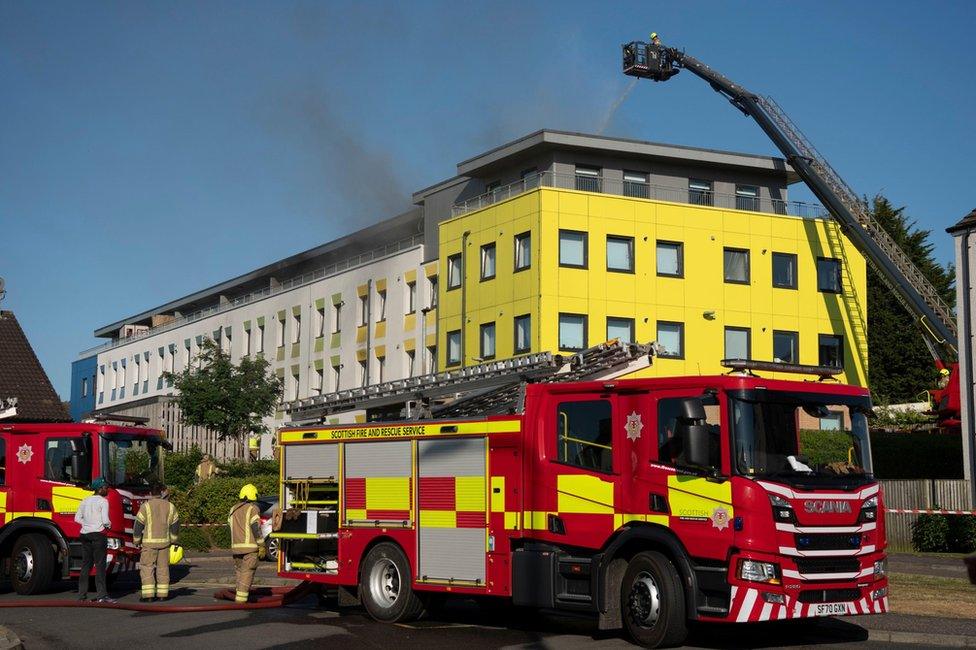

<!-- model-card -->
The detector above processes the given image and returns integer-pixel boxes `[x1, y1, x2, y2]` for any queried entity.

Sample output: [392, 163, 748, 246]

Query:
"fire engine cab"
[275, 351, 887, 648]
[0, 421, 166, 594]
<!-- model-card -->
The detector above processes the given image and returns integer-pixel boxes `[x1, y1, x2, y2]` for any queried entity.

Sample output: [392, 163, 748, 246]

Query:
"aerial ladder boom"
[622, 41, 957, 362]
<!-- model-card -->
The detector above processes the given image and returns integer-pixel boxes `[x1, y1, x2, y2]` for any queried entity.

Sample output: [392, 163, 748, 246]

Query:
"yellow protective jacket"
[228, 501, 261, 553]
[133, 498, 180, 549]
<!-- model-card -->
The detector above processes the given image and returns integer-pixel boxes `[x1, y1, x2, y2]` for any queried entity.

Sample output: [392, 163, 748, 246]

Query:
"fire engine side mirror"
[676, 397, 711, 470]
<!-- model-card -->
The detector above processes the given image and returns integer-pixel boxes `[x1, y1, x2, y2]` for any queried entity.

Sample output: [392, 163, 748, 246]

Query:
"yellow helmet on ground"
[239, 483, 258, 501]
[169, 544, 184, 564]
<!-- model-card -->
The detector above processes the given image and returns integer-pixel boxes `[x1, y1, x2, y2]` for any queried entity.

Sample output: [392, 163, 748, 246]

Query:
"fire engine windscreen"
[730, 391, 872, 481]
[101, 435, 163, 487]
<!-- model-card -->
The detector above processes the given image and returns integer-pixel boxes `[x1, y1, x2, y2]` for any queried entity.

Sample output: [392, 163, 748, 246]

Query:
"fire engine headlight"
[768, 494, 795, 523]
[121, 497, 133, 514]
[871, 586, 888, 600]
[873, 559, 887, 578]
[738, 559, 780, 585]
[859, 496, 878, 523]
[106, 538, 121, 550]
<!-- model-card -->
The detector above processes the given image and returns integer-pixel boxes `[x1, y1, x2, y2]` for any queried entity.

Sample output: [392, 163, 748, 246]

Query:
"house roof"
[947, 208, 976, 235]
[0, 310, 70, 422]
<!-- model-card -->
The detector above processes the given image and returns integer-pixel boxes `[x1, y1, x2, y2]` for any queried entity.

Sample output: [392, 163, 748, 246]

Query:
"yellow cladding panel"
[404, 313, 416, 333]
[667, 474, 734, 519]
[374, 321, 387, 340]
[504, 512, 519, 530]
[365, 477, 410, 510]
[51, 486, 94, 513]
[357, 284, 368, 297]
[490, 477, 505, 512]
[667, 474, 732, 502]
[356, 326, 367, 345]
[455, 476, 486, 511]
[420, 510, 456, 528]
[437, 187, 867, 386]
[405, 269, 417, 284]
[523, 511, 552, 530]
[375, 278, 387, 292]
[345, 508, 367, 521]
[556, 474, 614, 514]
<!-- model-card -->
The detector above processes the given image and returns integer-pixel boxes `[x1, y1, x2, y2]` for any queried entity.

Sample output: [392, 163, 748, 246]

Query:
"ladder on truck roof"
[283, 339, 657, 424]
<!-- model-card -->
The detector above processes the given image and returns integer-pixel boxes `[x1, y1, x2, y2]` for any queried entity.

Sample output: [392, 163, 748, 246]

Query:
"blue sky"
[2, 1, 974, 399]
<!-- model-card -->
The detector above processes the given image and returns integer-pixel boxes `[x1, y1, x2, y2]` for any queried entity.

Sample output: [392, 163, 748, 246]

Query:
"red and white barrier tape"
[886, 508, 976, 515]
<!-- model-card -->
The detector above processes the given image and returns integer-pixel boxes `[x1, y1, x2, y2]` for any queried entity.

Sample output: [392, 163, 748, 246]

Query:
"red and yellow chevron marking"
[419, 476, 485, 528]
[344, 477, 411, 523]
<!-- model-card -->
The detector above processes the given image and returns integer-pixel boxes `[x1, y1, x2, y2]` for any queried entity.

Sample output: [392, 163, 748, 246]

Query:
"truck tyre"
[11, 533, 55, 595]
[621, 551, 687, 648]
[359, 542, 424, 623]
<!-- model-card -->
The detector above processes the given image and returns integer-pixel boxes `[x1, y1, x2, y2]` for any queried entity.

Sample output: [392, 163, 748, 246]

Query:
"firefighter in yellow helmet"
[248, 434, 260, 461]
[133, 483, 181, 602]
[228, 483, 263, 603]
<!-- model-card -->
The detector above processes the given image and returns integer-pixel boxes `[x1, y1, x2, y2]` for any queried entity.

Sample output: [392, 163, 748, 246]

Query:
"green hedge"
[800, 430, 963, 479]
[912, 514, 976, 553]
[170, 474, 277, 525]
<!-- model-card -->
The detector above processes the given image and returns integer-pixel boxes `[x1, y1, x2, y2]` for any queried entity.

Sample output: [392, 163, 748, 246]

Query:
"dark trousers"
[78, 532, 108, 599]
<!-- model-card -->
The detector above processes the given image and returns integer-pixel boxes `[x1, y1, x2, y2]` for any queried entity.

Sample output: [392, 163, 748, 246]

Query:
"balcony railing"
[452, 171, 828, 219]
[79, 233, 425, 358]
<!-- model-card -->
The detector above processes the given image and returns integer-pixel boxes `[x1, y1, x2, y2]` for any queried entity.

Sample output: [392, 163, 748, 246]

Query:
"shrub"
[912, 513, 950, 552]
[799, 430, 853, 467]
[218, 458, 278, 478]
[178, 526, 212, 552]
[174, 475, 277, 525]
[947, 515, 976, 554]
[165, 446, 204, 491]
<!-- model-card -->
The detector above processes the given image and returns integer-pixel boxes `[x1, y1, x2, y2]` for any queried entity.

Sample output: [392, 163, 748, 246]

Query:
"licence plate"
[813, 603, 849, 616]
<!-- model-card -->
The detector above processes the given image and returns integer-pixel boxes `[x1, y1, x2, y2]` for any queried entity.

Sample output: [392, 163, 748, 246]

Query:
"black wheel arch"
[594, 522, 700, 628]
[0, 519, 71, 578]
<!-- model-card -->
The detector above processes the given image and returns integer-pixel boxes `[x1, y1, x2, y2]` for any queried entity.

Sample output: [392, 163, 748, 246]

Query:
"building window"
[376, 289, 387, 322]
[276, 316, 285, 348]
[606, 236, 634, 273]
[514, 314, 531, 353]
[45, 438, 82, 482]
[256, 323, 265, 353]
[724, 327, 751, 360]
[447, 254, 462, 290]
[656, 321, 684, 359]
[332, 303, 342, 333]
[359, 295, 369, 326]
[332, 364, 341, 391]
[689, 179, 713, 206]
[377, 356, 385, 383]
[81, 377, 88, 398]
[559, 230, 588, 268]
[242, 327, 251, 356]
[480, 322, 496, 360]
[359, 360, 368, 387]
[773, 330, 799, 364]
[427, 346, 437, 374]
[315, 305, 325, 337]
[607, 317, 635, 344]
[623, 170, 649, 198]
[724, 247, 750, 284]
[428, 276, 438, 309]
[311, 367, 323, 396]
[292, 312, 301, 344]
[446, 330, 462, 366]
[521, 167, 539, 189]
[772, 252, 798, 289]
[575, 165, 601, 192]
[818, 334, 844, 368]
[735, 185, 760, 211]
[480, 243, 496, 280]
[514, 232, 531, 271]
[184, 342, 192, 367]
[290, 371, 300, 401]
[817, 257, 842, 293]
[406, 282, 416, 313]
[558, 313, 587, 351]
[556, 400, 613, 473]
[406, 349, 416, 377]
[819, 411, 844, 431]
[485, 180, 501, 196]
[656, 241, 683, 277]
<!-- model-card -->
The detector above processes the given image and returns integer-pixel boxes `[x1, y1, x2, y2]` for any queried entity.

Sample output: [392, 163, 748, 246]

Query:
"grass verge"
[888, 572, 976, 619]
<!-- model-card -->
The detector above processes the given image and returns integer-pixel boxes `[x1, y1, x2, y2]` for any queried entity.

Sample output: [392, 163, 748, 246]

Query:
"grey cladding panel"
[418, 438, 485, 477]
[419, 528, 486, 583]
[345, 441, 412, 477]
[285, 443, 338, 480]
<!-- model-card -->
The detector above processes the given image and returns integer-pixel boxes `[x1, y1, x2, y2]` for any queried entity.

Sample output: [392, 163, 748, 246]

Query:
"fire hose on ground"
[0, 581, 318, 612]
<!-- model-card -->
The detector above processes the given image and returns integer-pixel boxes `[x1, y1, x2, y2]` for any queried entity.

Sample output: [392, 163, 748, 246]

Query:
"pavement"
[0, 551, 970, 649]
[887, 552, 970, 580]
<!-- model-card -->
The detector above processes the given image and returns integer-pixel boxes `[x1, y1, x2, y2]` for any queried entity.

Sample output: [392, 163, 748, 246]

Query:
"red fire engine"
[275, 348, 887, 648]
[0, 420, 166, 594]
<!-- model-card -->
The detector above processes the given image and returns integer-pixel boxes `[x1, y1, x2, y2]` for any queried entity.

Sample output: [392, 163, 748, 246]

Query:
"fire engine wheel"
[359, 543, 424, 623]
[11, 533, 55, 595]
[621, 551, 687, 648]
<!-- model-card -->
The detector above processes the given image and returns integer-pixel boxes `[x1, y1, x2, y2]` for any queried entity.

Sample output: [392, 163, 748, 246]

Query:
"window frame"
[446, 329, 462, 366]
[376, 289, 387, 322]
[359, 294, 369, 326]
[479, 322, 496, 360]
[558, 312, 588, 352]
[606, 316, 635, 344]
[772, 252, 798, 290]
[514, 314, 531, 354]
[689, 178, 714, 206]
[554, 398, 614, 474]
[623, 170, 649, 199]
[773, 330, 800, 364]
[331, 303, 342, 334]
[406, 281, 416, 313]
[735, 184, 760, 211]
[558, 229, 588, 269]
[724, 326, 752, 360]
[818, 333, 845, 369]
[656, 240, 684, 278]
[480, 242, 497, 281]
[816, 257, 843, 294]
[656, 321, 685, 359]
[574, 165, 601, 192]
[723, 247, 751, 285]
[446, 253, 463, 290]
[606, 235, 635, 273]
[514, 232, 531, 272]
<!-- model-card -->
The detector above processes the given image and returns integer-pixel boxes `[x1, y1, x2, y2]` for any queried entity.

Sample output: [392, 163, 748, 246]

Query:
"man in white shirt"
[74, 477, 114, 602]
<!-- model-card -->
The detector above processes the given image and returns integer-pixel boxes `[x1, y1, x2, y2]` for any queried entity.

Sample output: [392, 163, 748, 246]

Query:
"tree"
[866, 196, 955, 403]
[164, 338, 283, 460]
